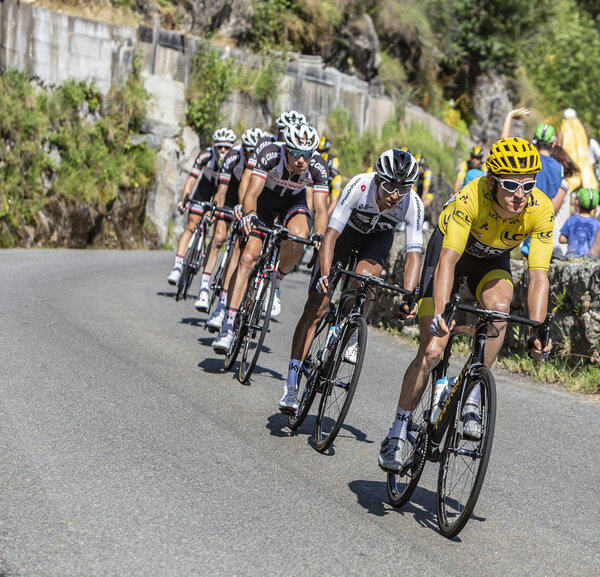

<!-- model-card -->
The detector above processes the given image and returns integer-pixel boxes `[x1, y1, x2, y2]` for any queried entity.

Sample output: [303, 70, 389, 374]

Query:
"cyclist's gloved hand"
[177, 201, 186, 214]
[398, 299, 418, 320]
[241, 213, 258, 235]
[527, 335, 552, 360]
[311, 233, 323, 249]
[429, 313, 449, 337]
[316, 274, 329, 295]
[234, 204, 243, 221]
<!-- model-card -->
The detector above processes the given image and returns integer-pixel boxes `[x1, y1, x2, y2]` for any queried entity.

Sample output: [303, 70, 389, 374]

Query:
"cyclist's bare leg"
[176, 212, 202, 256]
[289, 291, 332, 360]
[204, 219, 229, 274]
[396, 314, 450, 411]
[478, 277, 513, 367]
[227, 235, 262, 309]
[277, 213, 311, 274]
[348, 258, 382, 318]
[223, 238, 241, 288]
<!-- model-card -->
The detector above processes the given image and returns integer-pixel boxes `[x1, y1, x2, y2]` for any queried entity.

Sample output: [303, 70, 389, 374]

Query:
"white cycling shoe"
[279, 386, 298, 414]
[206, 307, 225, 331]
[270, 287, 282, 318]
[195, 290, 209, 312]
[167, 265, 182, 286]
[212, 330, 233, 355]
[343, 332, 359, 364]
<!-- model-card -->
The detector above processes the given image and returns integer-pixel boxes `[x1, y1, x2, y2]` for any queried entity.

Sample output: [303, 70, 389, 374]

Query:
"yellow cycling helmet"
[486, 137, 541, 175]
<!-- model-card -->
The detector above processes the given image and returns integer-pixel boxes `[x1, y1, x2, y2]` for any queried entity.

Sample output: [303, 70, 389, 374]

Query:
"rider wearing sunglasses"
[279, 148, 424, 414]
[379, 136, 555, 473]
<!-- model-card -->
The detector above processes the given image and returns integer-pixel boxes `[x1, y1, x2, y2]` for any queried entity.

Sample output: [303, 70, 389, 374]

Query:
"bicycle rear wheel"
[288, 311, 334, 431]
[387, 378, 432, 507]
[436, 366, 496, 538]
[238, 270, 275, 384]
[184, 232, 205, 299]
[313, 315, 367, 452]
[176, 235, 198, 301]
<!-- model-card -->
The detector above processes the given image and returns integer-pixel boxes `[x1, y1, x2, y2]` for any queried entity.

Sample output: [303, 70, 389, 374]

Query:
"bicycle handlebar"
[253, 224, 314, 246]
[328, 261, 414, 296]
[442, 294, 554, 348]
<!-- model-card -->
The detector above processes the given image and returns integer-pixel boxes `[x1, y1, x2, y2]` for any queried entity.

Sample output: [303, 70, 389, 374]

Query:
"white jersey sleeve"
[402, 191, 424, 253]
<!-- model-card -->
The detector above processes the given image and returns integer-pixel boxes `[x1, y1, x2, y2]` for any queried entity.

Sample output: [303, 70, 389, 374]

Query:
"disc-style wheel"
[238, 270, 275, 384]
[313, 315, 367, 452]
[436, 367, 496, 538]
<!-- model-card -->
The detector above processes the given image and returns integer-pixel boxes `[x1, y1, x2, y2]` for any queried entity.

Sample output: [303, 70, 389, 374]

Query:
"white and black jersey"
[189, 146, 224, 203]
[329, 172, 424, 253]
[246, 135, 278, 171]
[218, 144, 249, 208]
[252, 143, 329, 198]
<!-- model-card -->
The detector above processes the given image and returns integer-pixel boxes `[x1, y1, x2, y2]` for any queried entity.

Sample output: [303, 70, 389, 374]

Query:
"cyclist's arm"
[527, 269, 552, 359]
[404, 251, 420, 292]
[318, 226, 341, 282]
[432, 247, 461, 318]
[501, 107, 529, 139]
[237, 168, 253, 204]
[242, 174, 265, 216]
[180, 174, 198, 204]
[312, 188, 329, 237]
[213, 182, 227, 208]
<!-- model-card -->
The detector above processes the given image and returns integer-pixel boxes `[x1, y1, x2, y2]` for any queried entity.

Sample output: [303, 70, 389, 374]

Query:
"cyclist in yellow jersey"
[379, 137, 554, 472]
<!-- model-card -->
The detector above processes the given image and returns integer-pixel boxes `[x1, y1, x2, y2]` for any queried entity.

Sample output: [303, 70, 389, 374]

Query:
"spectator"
[559, 188, 600, 257]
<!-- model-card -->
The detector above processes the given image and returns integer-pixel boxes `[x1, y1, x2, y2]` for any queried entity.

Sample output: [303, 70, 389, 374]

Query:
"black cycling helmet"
[376, 149, 419, 185]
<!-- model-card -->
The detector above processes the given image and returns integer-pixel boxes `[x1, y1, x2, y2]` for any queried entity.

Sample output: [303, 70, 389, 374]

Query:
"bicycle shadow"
[197, 357, 228, 374]
[156, 290, 176, 298]
[265, 414, 372, 451]
[348, 479, 485, 540]
[348, 479, 438, 530]
[181, 317, 206, 328]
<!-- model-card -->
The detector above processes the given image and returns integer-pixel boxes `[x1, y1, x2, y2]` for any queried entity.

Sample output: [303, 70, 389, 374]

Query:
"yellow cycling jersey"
[438, 177, 555, 270]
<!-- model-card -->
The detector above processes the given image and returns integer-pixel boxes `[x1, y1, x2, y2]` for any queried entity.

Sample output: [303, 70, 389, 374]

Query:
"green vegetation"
[186, 45, 235, 141]
[0, 57, 155, 243]
[326, 109, 459, 187]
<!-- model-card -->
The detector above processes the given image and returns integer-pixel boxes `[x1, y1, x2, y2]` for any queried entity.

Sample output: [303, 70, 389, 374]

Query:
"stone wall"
[0, 0, 468, 245]
[372, 235, 600, 364]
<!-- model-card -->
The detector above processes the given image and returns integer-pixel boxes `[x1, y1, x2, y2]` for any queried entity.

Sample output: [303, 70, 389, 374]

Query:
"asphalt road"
[0, 249, 598, 577]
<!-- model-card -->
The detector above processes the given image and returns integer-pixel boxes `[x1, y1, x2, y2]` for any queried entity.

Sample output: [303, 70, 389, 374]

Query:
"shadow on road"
[180, 316, 205, 328]
[156, 291, 176, 298]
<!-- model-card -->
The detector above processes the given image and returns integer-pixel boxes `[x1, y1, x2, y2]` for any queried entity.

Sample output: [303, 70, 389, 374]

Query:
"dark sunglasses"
[288, 148, 311, 159]
[380, 181, 412, 196]
[493, 175, 536, 194]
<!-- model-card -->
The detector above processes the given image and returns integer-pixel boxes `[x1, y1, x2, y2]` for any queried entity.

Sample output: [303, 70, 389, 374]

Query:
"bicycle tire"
[436, 366, 497, 538]
[208, 242, 233, 314]
[387, 378, 432, 508]
[238, 269, 276, 384]
[176, 233, 198, 301]
[184, 230, 205, 300]
[223, 265, 258, 372]
[288, 313, 333, 431]
[313, 315, 367, 452]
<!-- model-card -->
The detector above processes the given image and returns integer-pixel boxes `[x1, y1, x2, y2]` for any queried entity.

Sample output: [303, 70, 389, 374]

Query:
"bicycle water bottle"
[322, 323, 342, 363]
[430, 376, 450, 424]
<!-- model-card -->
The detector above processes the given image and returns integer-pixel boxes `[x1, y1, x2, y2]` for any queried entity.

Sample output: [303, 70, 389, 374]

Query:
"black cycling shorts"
[255, 189, 312, 229]
[191, 175, 217, 205]
[309, 226, 395, 292]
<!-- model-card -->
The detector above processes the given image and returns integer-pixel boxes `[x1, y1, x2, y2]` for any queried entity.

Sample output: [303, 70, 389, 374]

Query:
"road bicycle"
[223, 223, 314, 384]
[386, 293, 553, 538]
[205, 206, 239, 317]
[288, 262, 419, 453]
[175, 199, 216, 302]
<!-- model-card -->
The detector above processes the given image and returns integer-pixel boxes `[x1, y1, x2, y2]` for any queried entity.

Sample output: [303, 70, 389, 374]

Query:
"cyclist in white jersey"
[279, 149, 424, 413]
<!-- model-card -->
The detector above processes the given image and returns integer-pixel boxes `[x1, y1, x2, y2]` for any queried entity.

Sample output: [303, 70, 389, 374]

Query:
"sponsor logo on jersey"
[453, 209, 471, 223]
[361, 185, 366, 191]
[479, 222, 489, 230]
[466, 239, 506, 258]
[536, 231, 553, 243]
[488, 211, 498, 220]
[501, 230, 524, 245]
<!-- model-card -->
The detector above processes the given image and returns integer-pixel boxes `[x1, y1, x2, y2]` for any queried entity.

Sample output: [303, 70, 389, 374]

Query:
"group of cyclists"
[165, 108, 554, 474]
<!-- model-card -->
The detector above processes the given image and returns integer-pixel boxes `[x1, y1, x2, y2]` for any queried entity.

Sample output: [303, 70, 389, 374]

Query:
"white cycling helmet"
[282, 122, 320, 152]
[241, 127, 268, 149]
[212, 127, 236, 146]
[276, 110, 307, 130]
[376, 149, 419, 185]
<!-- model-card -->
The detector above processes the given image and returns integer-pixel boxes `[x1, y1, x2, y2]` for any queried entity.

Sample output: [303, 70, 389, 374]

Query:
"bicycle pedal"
[279, 406, 296, 416]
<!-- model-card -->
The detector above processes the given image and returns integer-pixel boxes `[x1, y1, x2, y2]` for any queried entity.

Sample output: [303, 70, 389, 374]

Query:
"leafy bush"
[0, 61, 156, 242]
[186, 44, 234, 141]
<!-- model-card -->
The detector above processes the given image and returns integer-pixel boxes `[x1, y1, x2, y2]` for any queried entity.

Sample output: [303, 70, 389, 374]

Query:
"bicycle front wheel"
[238, 270, 275, 384]
[184, 232, 205, 299]
[288, 312, 333, 431]
[313, 315, 367, 452]
[436, 366, 497, 538]
[387, 378, 432, 507]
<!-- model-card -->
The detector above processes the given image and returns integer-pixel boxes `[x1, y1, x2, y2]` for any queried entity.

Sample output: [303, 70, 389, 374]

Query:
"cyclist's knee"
[239, 249, 258, 271]
[422, 341, 444, 370]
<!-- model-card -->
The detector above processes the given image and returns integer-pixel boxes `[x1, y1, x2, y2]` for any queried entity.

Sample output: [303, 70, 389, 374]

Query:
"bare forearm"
[433, 249, 460, 315]
[403, 252, 421, 292]
[527, 271, 550, 327]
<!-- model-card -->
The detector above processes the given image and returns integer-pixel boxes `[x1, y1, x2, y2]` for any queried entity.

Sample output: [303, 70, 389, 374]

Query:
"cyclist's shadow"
[348, 479, 438, 531]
